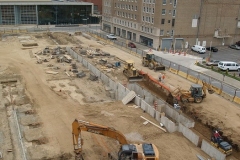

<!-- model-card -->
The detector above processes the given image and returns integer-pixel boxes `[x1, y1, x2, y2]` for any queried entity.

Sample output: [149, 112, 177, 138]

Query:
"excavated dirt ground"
[0, 32, 238, 160]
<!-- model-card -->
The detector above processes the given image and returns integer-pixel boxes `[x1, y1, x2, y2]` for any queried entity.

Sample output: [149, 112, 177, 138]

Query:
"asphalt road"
[190, 46, 240, 63]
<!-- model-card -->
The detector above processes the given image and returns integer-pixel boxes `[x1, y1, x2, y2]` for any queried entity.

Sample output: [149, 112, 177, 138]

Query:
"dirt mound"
[46, 32, 82, 45]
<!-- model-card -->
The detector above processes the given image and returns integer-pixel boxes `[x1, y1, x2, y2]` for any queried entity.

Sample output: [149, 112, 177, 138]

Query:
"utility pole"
[196, 0, 203, 45]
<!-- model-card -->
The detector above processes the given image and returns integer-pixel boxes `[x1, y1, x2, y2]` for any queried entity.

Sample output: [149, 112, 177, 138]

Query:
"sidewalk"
[151, 50, 240, 89]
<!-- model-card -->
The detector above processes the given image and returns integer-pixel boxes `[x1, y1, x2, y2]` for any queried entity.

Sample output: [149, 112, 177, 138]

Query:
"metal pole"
[209, 41, 212, 59]
[196, 0, 203, 44]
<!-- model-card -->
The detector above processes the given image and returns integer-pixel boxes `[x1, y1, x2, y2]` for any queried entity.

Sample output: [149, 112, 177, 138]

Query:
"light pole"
[208, 41, 212, 60]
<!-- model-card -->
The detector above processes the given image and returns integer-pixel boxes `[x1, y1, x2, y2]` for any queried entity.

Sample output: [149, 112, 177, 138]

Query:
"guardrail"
[86, 29, 240, 106]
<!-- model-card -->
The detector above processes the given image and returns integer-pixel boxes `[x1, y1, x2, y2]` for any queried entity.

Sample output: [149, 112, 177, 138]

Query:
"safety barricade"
[169, 68, 178, 74]
[187, 75, 198, 83]
[220, 92, 234, 102]
[210, 85, 222, 95]
[233, 96, 240, 105]
[177, 71, 187, 78]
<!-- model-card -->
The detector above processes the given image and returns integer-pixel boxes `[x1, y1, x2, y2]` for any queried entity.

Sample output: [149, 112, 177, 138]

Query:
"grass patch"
[196, 62, 240, 81]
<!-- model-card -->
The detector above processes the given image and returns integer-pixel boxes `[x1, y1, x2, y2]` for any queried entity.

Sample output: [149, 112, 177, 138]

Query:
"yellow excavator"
[123, 60, 143, 82]
[72, 119, 159, 160]
[169, 80, 215, 104]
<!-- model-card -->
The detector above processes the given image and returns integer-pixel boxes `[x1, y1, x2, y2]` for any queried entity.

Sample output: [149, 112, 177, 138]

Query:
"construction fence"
[86, 30, 240, 106]
[67, 47, 225, 160]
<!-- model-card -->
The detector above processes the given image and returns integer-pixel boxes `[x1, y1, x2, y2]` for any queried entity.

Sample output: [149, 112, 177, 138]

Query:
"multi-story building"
[78, 0, 102, 14]
[102, 0, 240, 50]
[0, 0, 100, 25]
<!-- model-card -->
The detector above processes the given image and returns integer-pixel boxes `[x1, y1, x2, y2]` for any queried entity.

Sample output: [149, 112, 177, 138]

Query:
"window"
[149, 8, 151, 13]
[168, 20, 171, 23]
[173, 0, 177, 7]
[172, 19, 175, 27]
[152, 18, 154, 23]
[135, 6, 137, 11]
[171, 30, 174, 36]
[169, 10, 171, 14]
[144, 7, 145, 12]
[173, 10, 176, 17]
[142, 26, 144, 31]
[151, 28, 152, 33]
[153, 8, 154, 13]
[146, 17, 148, 22]
[163, 0, 166, 5]
[134, 15, 136, 19]
[162, 9, 166, 15]
[160, 30, 164, 36]
[143, 16, 144, 21]
[147, 7, 148, 12]
[161, 19, 165, 24]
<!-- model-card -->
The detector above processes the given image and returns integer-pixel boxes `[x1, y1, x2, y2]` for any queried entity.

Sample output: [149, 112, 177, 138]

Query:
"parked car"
[128, 42, 136, 48]
[218, 61, 240, 71]
[206, 60, 220, 66]
[229, 45, 240, 50]
[206, 47, 218, 52]
[106, 34, 117, 40]
[236, 41, 240, 46]
[191, 45, 206, 54]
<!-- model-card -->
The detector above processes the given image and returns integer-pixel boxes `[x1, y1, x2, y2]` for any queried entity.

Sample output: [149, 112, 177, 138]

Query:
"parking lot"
[191, 45, 240, 63]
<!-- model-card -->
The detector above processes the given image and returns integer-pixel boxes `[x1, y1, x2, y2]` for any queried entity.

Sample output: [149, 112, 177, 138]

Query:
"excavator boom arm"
[72, 119, 128, 154]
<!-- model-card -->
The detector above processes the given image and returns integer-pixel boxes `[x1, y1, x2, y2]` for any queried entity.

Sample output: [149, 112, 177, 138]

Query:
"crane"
[72, 119, 159, 160]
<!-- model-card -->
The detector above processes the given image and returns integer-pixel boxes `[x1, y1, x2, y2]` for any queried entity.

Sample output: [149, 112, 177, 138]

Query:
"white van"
[191, 45, 206, 54]
[218, 61, 240, 71]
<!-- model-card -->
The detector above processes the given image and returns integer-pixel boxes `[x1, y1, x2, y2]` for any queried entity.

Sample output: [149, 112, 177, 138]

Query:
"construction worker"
[158, 73, 162, 82]
[162, 74, 165, 83]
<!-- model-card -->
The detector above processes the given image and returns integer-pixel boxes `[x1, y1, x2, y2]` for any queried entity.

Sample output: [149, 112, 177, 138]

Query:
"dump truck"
[123, 60, 143, 82]
[142, 52, 165, 71]
[72, 119, 159, 160]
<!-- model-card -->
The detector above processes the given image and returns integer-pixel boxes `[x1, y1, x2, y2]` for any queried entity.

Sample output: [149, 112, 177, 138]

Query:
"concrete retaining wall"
[160, 116, 178, 133]
[178, 123, 199, 146]
[201, 140, 226, 160]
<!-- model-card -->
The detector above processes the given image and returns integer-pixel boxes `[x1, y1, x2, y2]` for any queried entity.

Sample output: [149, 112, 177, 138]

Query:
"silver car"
[206, 60, 220, 66]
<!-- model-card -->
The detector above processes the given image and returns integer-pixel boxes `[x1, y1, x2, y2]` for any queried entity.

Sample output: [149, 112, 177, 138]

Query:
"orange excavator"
[72, 119, 159, 160]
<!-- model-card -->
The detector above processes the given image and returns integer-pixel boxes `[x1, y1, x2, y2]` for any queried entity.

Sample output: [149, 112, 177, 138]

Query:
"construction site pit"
[0, 31, 239, 160]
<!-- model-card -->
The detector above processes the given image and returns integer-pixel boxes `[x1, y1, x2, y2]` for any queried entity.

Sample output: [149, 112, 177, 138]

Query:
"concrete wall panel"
[109, 79, 117, 91]
[100, 73, 109, 85]
[155, 111, 160, 122]
[82, 59, 88, 68]
[148, 106, 156, 118]
[117, 83, 127, 100]
[134, 96, 141, 106]
[77, 55, 83, 63]
[178, 115, 195, 128]
[161, 116, 177, 133]
[144, 97, 153, 105]
[179, 123, 199, 146]
[201, 140, 226, 160]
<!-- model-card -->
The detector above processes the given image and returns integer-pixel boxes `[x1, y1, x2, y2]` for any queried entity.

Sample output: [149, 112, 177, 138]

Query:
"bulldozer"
[142, 52, 165, 71]
[123, 60, 143, 82]
[72, 119, 159, 160]
[169, 80, 215, 104]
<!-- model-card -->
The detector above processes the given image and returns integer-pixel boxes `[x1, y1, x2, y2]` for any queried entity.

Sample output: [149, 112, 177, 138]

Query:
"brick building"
[102, 0, 240, 50]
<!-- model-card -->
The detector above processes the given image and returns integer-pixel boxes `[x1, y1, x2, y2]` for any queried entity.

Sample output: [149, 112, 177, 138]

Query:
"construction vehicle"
[142, 52, 165, 71]
[72, 119, 159, 160]
[169, 80, 214, 104]
[210, 130, 232, 155]
[123, 60, 143, 82]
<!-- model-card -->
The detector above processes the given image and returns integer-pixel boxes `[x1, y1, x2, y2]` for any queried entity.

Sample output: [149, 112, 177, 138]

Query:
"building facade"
[0, 0, 100, 25]
[78, 0, 102, 14]
[102, 0, 240, 50]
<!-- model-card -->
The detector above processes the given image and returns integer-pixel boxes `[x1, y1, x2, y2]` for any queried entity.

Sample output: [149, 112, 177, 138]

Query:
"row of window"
[118, 0, 138, 2]
[115, 3, 138, 11]
[143, 0, 155, 3]
[161, 18, 175, 27]
[117, 11, 137, 20]
[143, 7, 154, 13]
[141, 26, 154, 33]
[160, 29, 174, 36]
[142, 16, 154, 23]
[162, 9, 176, 16]
[114, 18, 137, 29]
[162, 0, 177, 7]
